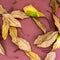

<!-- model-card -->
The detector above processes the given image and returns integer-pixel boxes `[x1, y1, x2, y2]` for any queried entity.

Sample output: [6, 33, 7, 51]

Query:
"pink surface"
[0, 0, 60, 60]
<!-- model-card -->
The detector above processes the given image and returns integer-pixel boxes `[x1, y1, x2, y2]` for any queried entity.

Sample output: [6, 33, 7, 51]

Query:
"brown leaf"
[26, 51, 41, 60]
[2, 16, 9, 40]
[45, 52, 56, 60]
[0, 5, 7, 14]
[53, 14, 60, 33]
[34, 31, 58, 48]
[33, 18, 46, 33]
[11, 10, 29, 19]
[3, 14, 21, 28]
[0, 44, 5, 55]
[50, 0, 59, 14]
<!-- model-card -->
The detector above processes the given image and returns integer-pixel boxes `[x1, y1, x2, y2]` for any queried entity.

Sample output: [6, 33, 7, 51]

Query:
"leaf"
[52, 34, 60, 51]
[23, 4, 45, 17]
[45, 52, 56, 60]
[50, 0, 59, 14]
[17, 37, 31, 51]
[11, 10, 29, 19]
[0, 44, 5, 55]
[3, 14, 21, 28]
[0, 5, 7, 14]
[34, 31, 58, 48]
[2, 16, 9, 40]
[33, 18, 46, 33]
[53, 14, 60, 33]
[26, 51, 41, 60]
[56, 0, 60, 4]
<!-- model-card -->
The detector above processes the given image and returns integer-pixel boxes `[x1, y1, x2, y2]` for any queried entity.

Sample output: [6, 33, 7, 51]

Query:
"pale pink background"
[0, 0, 60, 60]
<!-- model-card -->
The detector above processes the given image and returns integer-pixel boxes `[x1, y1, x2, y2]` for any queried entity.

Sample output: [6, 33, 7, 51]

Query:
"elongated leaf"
[2, 16, 9, 40]
[23, 4, 45, 17]
[26, 51, 41, 60]
[11, 10, 29, 19]
[0, 44, 5, 55]
[0, 5, 7, 14]
[34, 31, 58, 48]
[52, 34, 60, 51]
[53, 14, 60, 33]
[33, 18, 46, 33]
[3, 14, 21, 27]
[45, 52, 56, 60]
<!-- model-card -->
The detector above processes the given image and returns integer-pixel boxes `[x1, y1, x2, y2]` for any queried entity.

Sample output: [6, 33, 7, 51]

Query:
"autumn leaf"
[2, 16, 9, 40]
[33, 18, 46, 33]
[0, 5, 7, 14]
[23, 4, 45, 17]
[11, 10, 29, 19]
[45, 52, 56, 60]
[34, 31, 58, 48]
[52, 34, 60, 51]
[53, 14, 60, 33]
[3, 14, 21, 28]
[26, 51, 41, 60]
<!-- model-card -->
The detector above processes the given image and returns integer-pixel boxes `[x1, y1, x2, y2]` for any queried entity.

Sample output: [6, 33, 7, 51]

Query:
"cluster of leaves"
[0, 0, 60, 60]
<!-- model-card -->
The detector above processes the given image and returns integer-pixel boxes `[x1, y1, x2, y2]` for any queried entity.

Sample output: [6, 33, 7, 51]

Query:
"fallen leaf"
[26, 51, 41, 60]
[2, 16, 9, 40]
[23, 4, 45, 17]
[52, 34, 60, 51]
[45, 52, 56, 60]
[53, 14, 60, 33]
[3, 14, 21, 28]
[34, 31, 58, 48]
[33, 18, 46, 33]
[11, 10, 29, 19]
[0, 5, 7, 14]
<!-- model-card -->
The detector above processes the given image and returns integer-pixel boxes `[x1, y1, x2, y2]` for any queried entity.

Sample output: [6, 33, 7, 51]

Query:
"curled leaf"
[45, 52, 56, 60]
[0, 44, 5, 55]
[3, 14, 21, 28]
[0, 5, 7, 14]
[11, 10, 29, 19]
[34, 31, 58, 48]
[52, 34, 60, 51]
[23, 4, 45, 17]
[53, 14, 60, 33]
[2, 16, 9, 40]
[26, 51, 41, 60]
[33, 18, 46, 33]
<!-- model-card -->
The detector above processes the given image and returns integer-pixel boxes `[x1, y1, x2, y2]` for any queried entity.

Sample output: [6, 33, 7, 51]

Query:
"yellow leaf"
[11, 10, 29, 19]
[2, 16, 9, 40]
[3, 14, 21, 28]
[0, 5, 7, 14]
[26, 51, 41, 60]
[0, 44, 5, 55]
[23, 4, 45, 17]
[45, 52, 56, 60]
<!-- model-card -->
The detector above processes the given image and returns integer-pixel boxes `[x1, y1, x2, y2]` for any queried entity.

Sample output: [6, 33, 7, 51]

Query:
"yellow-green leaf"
[26, 51, 41, 60]
[11, 10, 29, 19]
[2, 16, 9, 40]
[23, 4, 45, 17]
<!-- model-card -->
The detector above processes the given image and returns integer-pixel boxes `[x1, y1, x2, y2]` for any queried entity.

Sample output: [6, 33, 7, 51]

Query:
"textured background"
[0, 0, 60, 60]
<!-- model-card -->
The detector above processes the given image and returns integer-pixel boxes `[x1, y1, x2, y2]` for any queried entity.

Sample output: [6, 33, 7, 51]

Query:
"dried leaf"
[11, 10, 29, 19]
[23, 4, 45, 17]
[17, 37, 31, 51]
[53, 14, 60, 33]
[52, 34, 60, 51]
[2, 16, 9, 40]
[0, 5, 7, 14]
[33, 18, 46, 33]
[3, 14, 21, 27]
[26, 51, 41, 60]
[45, 52, 56, 60]
[34, 31, 58, 48]
[57, 0, 60, 4]
[50, 0, 59, 14]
